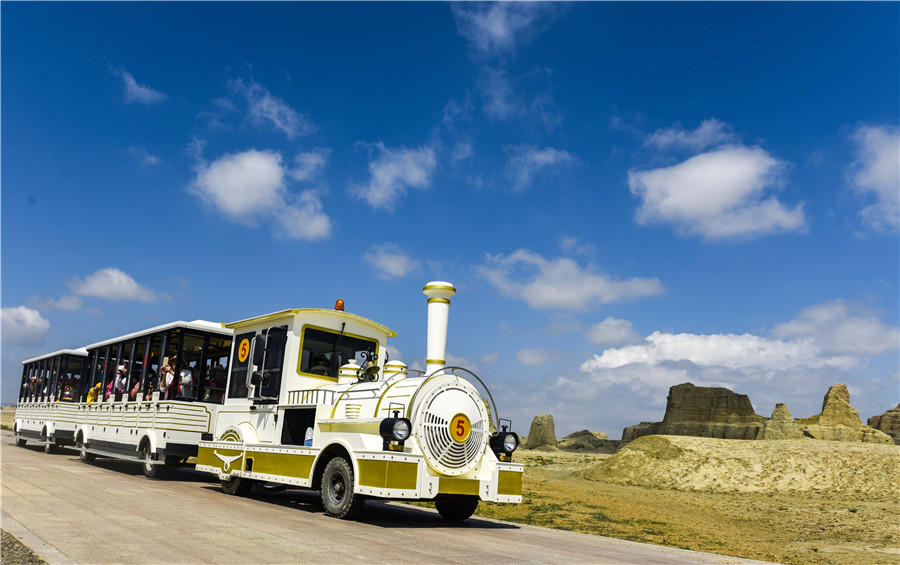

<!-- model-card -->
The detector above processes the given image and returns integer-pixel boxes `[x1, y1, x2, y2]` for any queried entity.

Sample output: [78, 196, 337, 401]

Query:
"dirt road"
[1, 432, 769, 564]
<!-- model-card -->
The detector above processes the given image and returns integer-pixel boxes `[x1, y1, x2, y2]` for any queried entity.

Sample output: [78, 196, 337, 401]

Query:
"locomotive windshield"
[298, 327, 378, 379]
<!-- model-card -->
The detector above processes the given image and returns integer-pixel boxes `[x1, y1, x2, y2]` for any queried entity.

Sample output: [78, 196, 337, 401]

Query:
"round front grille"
[414, 377, 488, 476]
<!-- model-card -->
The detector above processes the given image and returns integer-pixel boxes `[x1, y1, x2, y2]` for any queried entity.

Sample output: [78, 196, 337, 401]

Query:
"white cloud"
[583, 331, 855, 373]
[516, 348, 558, 367]
[67, 268, 164, 302]
[1, 306, 51, 346]
[363, 243, 420, 280]
[189, 148, 332, 240]
[558, 236, 595, 255]
[771, 300, 900, 357]
[290, 150, 329, 182]
[275, 191, 332, 241]
[452, 2, 558, 58]
[116, 70, 166, 105]
[644, 119, 736, 151]
[191, 149, 286, 221]
[229, 78, 316, 139]
[586, 317, 645, 348]
[481, 352, 500, 366]
[351, 143, 437, 211]
[127, 146, 161, 166]
[29, 295, 83, 312]
[505, 145, 574, 191]
[847, 124, 900, 233]
[628, 145, 806, 239]
[479, 249, 664, 311]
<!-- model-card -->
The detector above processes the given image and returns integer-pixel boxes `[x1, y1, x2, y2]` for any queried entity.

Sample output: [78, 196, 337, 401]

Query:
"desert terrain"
[467, 438, 899, 565]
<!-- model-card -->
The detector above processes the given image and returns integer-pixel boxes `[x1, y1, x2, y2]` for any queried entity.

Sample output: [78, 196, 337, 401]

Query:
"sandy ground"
[469, 445, 899, 565]
[1, 406, 17, 430]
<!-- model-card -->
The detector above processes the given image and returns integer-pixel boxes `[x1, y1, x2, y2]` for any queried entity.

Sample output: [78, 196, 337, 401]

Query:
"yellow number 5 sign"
[238, 338, 250, 363]
[449, 413, 471, 443]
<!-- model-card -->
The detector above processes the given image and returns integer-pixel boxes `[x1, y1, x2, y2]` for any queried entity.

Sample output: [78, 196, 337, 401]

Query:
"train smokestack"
[423, 281, 456, 375]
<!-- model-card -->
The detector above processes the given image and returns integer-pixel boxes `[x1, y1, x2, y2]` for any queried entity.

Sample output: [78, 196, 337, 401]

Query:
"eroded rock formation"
[757, 403, 803, 440]
[623, 383, 765, 442]
[525, 414, 557, 449]
[797, 385, 893, 444]
[620, 382, 893, 445]
[867, 404, 900, 444]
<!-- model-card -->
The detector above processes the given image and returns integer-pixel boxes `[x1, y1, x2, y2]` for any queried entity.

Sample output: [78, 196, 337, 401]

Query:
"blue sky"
[3, 2, 898, 437]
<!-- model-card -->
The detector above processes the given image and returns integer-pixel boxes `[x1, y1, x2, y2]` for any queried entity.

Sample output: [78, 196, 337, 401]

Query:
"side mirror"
[252, 335, 267, 367]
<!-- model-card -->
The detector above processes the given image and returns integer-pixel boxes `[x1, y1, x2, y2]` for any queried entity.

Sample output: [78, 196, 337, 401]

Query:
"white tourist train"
[13, 282, 523, 520]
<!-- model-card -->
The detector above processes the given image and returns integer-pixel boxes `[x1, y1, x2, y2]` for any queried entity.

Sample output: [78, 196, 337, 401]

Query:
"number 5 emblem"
[238, 339, 250, 363]
[449, 413, 471, 443]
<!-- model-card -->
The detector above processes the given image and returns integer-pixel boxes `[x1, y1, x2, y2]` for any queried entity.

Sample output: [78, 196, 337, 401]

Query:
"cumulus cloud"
[478, 249, 664, 311]
[229, 78, 316, 139]
[116, 69, 166, 105]
[643, 119, 736, 151]
[189, 147, 332, 240]
[771, 300, 900, 357]
[629, 145, 806, 239]
[351, 143, 437, 211]
[583, 331, 856, 374]
[274, 191, 332, 241]
[67, 268, 165, 302]
[586, 317, 645, 348]
[847, 124, 900, 233]
[516, 348, 559, 367]
[363, 243, 420, 280]
[191, 149, 286, 221]
[452, 2, 559, 59]
[505, 144, 575, 191]
[1, 306, 51, 346]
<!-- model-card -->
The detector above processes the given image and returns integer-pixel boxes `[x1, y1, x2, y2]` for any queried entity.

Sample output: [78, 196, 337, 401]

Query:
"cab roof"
[227, 308, 397, 338]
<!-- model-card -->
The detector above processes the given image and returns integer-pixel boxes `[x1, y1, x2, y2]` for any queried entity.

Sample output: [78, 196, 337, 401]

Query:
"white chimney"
[423, 281, 456, 375]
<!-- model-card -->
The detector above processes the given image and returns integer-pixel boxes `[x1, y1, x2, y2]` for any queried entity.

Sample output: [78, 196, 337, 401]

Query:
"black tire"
[15, 437, 26, 448]
[221, 475, 255, 496]
[435, 495, 479, 521]
[320, 457, 365, 519]
[77, 439, 95, 462]
[142, 444, 165, 479]
[44, 440, 58, 454]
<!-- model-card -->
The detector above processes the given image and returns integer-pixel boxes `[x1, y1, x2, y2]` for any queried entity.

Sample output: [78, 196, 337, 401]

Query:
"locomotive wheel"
[321, 457, 365, 519]
[435, 495, 479, 521]
[142, 444, 165, 479]
[77, 439, 95, 462]
[221, 476, 255, 496]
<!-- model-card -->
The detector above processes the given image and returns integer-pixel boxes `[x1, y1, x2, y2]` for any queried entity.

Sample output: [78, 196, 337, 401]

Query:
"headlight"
[391, 418, 411, 441]
[490, 431, 519, 455]
[380, 416, 412, 447]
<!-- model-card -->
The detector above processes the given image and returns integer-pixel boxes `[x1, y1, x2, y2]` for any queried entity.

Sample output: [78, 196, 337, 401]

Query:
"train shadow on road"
[198, 483, 518, 530]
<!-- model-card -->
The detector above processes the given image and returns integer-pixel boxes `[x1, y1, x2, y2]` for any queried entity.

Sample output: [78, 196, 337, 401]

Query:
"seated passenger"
[159, 363, 174, 400]
[179, 362, 194, 398]
[86, 382, 102, 404]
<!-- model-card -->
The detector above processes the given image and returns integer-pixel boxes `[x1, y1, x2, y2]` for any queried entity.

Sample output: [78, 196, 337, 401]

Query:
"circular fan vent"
[414, 377, 488, 476]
